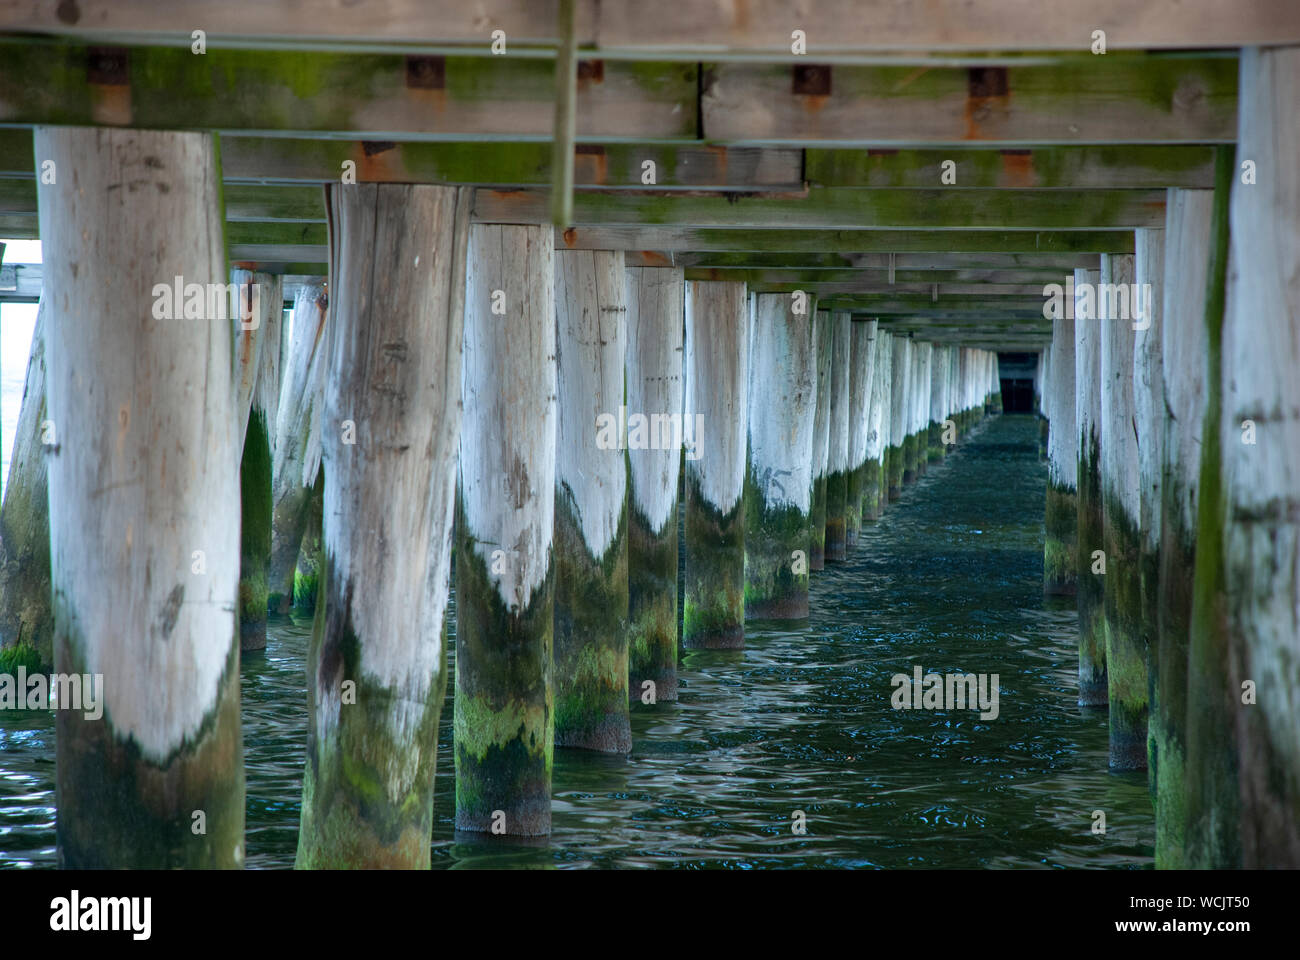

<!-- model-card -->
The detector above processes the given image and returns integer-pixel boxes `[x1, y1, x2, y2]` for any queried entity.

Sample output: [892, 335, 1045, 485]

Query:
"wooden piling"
[744, 292, 817, 618]
[809, 310, 833, 567]
[553, 249, 631, 753]
[824, 312, 851, 559]
[456, 223, 557, 835]
[1100, 252, 1146, 769]
[298, 183, 468, 866]
[1152, 187, 1213, 868]
[0, 302, 51, 667]
[269, 282, 327, 615]
[38, 127, 244, 868]
[626, 266, 684, 702]
[683, 280, 748, 647]
[1075, 267, 1108, 706]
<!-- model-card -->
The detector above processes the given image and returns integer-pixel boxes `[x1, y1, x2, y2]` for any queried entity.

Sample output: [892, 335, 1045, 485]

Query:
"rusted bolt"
[86, 46, 129, 85]
[405, 55, 446, 90]
[792, 63, 832, 96]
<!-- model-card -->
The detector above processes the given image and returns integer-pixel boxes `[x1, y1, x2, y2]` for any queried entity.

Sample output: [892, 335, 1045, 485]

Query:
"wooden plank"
[0, 128, 803, 189]
[0, 39, 697, 140]
[703, 55, 1238, 145]
[639, 251, 1100, 270]
[804, 146, 1217, 189]
[3, 1, 1297, 55]
[682, 268, 1080, 285]
[478, 186, 1166, 229]
[560, 226, 1136, 253]
[0, 131, 1222, 192]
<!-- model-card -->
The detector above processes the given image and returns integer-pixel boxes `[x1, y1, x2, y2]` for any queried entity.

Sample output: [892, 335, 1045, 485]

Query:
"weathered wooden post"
[845, 318, 876, 548]
[824, 311, 851, 560]
[232, 269, 282, 651]
[1099, 252, 1146, 769]
[902, 342, 922, 484]
[1074, 268, 1107, 707]
[745, 292, 817, 617]
[269, 282, 327, 615]
[1044, 306, 1078, 596]
[928, 345, 949, 466]
[456, 223, 557, 835]
[38, 127, 243, 868]
[554, 249, 630, 752]
[1037, 346, 1051, 460]
[626, 266, 684, 702]
[876, 330, 894, 507]
[1151, 187, 1213, 868]
[1209, 47, 1300, 866]
[298, 183, 469, 867]
[863, 327, 891, 520]
[0, 303, 51, 667]
[1134, 226, 1165, 774]
[912, 341, 932, 479]
[683, 280, 748, 647]
[888, 336, 912, 500]
[809, 310, 833, 568]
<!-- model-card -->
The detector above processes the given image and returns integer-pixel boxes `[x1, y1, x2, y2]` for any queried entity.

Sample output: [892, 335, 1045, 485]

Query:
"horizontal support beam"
[635, 251, 1100, 270]
[3, 2, 1296, 56]
[478, 186, 1166, 228]
[703, 55, 1238, 144]
[684, 269, 1078, 286]
[0, 40, 698, 141]
[0, 129, 802, 190]
[804, 145, 1216, 189]
[0, 129, 1218, 191]
[561, 227, 1136, 253]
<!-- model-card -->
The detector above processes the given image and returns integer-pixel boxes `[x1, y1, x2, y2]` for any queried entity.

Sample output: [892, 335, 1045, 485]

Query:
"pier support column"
[1044, 311, 1077, 596]
[1100, 252, 1146, 769]
[824, 312, 851, 559]
[1214, 47, 1300, 866]
[845, 318, 875, 549]
[38, 127, 243, 868]
[1152, 188, 1214, 868]
[1037, 347, 1051, 460]
[928, 345, 949, 465]
[877, 331, 894, 508]
[554, 250, 630, 752]
[683, 280, 748, 647]
[863, 328, 890, 520]
[903, 342, 922, 484]
[233, 269, 282, 652]
[1075, 268, 1107, 706]
[298, 183, 468, 866]
[888, 337, 912, 499]
[456, 223, 556, 835]
[1134, 227, 1166, 775]
[745, 293, 817, 618]
[269, 282, 328, 615]
[809, 310, 833, 568]
[913, 342, 932, 478]
[0, 303, 52, 667]
[626, 266, 684, 702]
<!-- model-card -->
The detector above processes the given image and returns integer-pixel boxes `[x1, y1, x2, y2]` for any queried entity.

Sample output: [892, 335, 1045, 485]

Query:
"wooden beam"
[703, 55, 1238, 145]
[804, 145, 1216, 189]
[3, 1, 1296, 55]
[683, 269, 1078, 286]
[0, 39, 698, 141]
[477, 186, 1167, 228]
[2, 179, 1168, 230]
[0, 128, 804, 190]
[632, 251, 1100, 270]
[560, 227, 1136, 253]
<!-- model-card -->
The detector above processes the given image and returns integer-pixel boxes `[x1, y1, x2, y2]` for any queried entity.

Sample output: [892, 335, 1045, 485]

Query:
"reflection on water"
[0, 415, 1153, 869]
